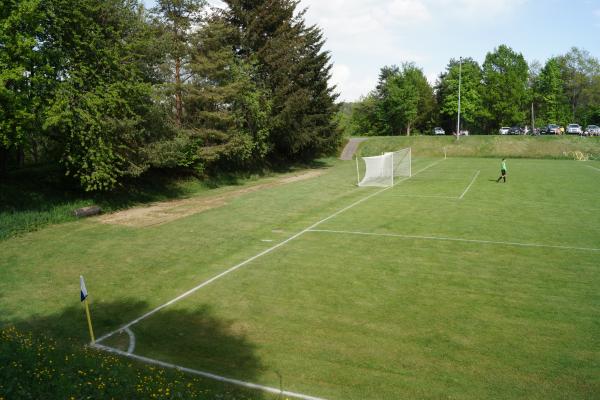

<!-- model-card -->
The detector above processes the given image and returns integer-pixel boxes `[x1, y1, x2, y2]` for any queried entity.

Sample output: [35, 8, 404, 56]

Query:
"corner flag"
[80, 275, 88, 302]
[80, 275, 95, 344]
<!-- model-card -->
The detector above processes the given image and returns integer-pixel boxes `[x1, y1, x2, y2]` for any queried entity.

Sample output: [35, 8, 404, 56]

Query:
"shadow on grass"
[3, 300, 269, 399]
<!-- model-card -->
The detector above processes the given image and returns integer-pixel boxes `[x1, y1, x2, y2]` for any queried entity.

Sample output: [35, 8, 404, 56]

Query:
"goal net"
[357, 148, 411, 187]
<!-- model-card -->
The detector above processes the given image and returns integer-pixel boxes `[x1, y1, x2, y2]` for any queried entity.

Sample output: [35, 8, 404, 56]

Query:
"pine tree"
[184, 13, 272, 172]
[224, 0, 340, 161]
[150, 0, 206, 127]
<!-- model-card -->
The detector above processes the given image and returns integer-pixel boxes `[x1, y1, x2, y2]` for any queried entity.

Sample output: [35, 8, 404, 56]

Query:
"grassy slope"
[1, 149, 598, 399]
[356, 135, 600, 159]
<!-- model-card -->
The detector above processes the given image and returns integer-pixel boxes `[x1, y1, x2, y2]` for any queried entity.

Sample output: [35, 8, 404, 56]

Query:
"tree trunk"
[406, 123, 411, 136]
[17, 147, 25, 168]
[175, 56, 182, 127]
[0, 147, 7, 174]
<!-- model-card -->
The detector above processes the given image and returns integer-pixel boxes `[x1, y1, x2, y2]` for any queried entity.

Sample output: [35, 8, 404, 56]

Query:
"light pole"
[456, 57, 462, 141]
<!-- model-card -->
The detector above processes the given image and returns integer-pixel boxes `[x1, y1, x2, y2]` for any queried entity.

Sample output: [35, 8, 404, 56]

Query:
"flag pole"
[84, 298, 95, 344]
[80, 275, 95, 344]
[355, 154, 360, 186]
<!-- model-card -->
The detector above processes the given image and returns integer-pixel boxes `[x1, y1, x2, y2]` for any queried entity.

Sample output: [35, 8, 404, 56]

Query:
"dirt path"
[339, 138, 367, 160]
[97, 170, 324, 228]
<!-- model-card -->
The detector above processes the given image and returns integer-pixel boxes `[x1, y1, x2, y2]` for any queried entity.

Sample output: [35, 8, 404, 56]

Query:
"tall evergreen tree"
[224, 0, 340, 160]
[185, 13, 272, 171]
[150, 0, 206, 127]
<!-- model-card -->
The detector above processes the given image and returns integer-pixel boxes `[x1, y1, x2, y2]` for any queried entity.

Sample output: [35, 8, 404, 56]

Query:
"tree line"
[0, 0, 340, 191]
[340, 45, 600, 137]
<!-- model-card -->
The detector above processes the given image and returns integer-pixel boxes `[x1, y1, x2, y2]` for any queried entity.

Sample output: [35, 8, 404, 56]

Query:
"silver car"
[585, 125, 600, 136]
[566, 124, 582, 134]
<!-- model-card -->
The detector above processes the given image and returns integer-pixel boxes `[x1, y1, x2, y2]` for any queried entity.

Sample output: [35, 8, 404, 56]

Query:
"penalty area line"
[307, 229, 600, 252]
[459, 170, 480, 200]
[93, 343, 327, 400]
[95, 158, 445, 345]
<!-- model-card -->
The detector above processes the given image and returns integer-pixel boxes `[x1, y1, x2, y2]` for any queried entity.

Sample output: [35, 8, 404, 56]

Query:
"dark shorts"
[501, 169, 506, 176]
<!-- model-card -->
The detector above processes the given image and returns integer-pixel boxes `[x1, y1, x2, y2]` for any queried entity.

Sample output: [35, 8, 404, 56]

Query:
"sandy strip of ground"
[97, 170, 324, 228]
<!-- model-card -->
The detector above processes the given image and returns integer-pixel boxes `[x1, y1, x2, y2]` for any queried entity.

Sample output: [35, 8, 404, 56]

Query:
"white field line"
[586, 165, 600, 172]
[459, 197, 600, 213]
[386, 193, 600, 212]
[307, 229, 600, 252]
[92, 343, 327, 400]
[95, 158, 445, 344]
[124, 327, 136, 354]
[384, 194, 458, 200]
[459, 170, 480, 200]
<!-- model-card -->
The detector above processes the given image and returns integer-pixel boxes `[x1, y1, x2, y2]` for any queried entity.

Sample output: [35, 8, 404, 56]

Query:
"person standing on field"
[496, 158, 507, 183]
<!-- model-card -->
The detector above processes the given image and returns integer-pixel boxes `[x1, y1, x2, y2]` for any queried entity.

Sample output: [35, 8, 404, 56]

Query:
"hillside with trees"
[0, 0, 340, 191]
[343, 46, 600, 137]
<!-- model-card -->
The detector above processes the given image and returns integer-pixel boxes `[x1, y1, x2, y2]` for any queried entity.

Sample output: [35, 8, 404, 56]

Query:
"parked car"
[499, 127, 510, 135]
[508, 126, 523, 135]
[433, 127, 445, 135]
[584, 125, 600, 136]
[541, 124, 560, 135]
[566, 124, 583, 134]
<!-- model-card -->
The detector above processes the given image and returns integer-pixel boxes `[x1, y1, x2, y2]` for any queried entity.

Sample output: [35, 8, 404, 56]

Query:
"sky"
[143, 0, 600, 102]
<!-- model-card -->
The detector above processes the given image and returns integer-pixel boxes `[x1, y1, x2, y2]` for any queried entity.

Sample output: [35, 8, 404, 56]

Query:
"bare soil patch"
[97, 170, 324, 228]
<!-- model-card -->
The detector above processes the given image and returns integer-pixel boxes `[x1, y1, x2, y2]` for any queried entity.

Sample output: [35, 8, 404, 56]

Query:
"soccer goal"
[356, 148, 411, 187]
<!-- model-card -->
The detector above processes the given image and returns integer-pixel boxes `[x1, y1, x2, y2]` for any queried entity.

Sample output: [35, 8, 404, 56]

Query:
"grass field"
[1, 149, 599, 399]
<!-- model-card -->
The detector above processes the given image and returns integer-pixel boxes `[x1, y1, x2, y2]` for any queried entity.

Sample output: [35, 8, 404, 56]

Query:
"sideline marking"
[95, 158, 444, 344]
[459, 170, 480, 199]
[308, 229, 600, 252]
[93, 343, 327, 400]
[586, 165, 600, 172]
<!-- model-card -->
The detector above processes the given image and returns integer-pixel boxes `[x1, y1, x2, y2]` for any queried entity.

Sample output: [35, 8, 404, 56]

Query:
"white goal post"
[356, 148, 411, 187]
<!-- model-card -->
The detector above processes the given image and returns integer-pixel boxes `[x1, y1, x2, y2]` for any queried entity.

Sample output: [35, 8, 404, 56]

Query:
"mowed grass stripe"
[2, 156, 598, 399]
[130, 231, 599, 400]
[96, 158, 444, 343]
[123, 157, 598, 399]
[320, 158, 600, 250]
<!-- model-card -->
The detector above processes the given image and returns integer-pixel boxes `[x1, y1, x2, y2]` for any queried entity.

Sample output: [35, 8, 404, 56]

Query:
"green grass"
[2, 136, 598, 242]
[0, 163, 323, 241]
[0, 326, 265, 400]
[1, 151, 599, 399]
[357, 135, 600, 159]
